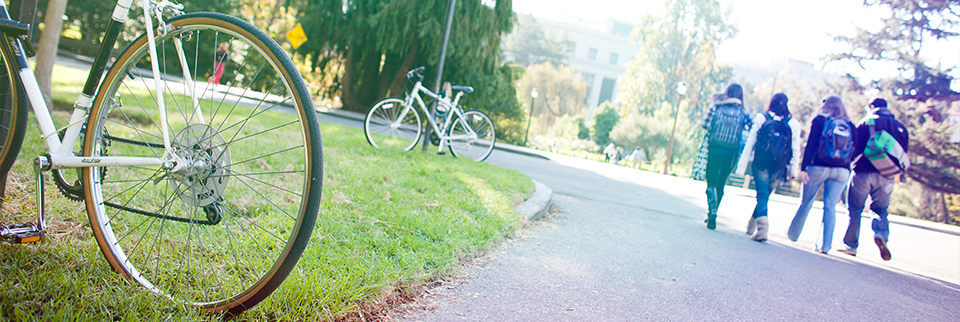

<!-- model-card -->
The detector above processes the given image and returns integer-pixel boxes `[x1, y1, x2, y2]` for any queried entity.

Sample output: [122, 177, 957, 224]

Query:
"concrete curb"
[515, 180, 553, 221]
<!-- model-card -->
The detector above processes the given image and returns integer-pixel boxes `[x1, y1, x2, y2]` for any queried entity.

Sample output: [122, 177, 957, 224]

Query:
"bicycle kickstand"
[436, 139, 447, 155]
[0, 156, 49, 244]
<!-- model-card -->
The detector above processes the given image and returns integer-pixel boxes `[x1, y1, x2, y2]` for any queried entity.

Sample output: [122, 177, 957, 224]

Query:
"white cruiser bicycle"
[363, 66, 496, 162]
[0, 0, 323, 314]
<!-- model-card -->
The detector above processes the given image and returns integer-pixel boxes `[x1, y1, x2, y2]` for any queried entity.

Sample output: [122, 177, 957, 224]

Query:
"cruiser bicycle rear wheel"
[82, 12, 323, 314]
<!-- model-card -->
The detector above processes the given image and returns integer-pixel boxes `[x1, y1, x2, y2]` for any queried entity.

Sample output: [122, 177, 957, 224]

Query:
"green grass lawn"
[0, 65, 535, 321]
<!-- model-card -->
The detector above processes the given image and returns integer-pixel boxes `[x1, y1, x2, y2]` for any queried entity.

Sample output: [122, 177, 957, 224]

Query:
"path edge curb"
[516, 180, 552, 221]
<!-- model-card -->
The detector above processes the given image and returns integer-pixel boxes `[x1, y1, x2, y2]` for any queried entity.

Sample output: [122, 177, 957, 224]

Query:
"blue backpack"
[817, 116, 855, 166]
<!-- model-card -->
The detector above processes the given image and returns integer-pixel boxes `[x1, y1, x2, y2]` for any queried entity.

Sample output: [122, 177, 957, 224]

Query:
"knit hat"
[870, 98, 888, 108]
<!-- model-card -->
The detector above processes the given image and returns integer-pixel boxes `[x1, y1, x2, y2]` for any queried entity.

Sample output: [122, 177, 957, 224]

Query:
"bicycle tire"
[364, 97, 422, 151]
[82, 12, 323, 314]
[448, 109, 495, 162]
[0, 38, 28, 198]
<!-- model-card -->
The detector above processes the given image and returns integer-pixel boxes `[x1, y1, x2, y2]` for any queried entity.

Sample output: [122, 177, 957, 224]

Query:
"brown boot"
[746, 217, 757, 235]
[751, 217, 769, 242]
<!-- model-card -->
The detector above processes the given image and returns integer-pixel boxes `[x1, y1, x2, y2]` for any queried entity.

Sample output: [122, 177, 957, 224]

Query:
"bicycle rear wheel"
[0, 40, 27, 198]
[448, 109, 495, 162]
[364, 97, 422, 151]
[82, 13, 322, 314]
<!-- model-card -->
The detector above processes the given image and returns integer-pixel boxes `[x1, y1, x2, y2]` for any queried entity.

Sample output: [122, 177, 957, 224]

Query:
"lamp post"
[523, 88, 538, 146]
[663, 81, 687, 174]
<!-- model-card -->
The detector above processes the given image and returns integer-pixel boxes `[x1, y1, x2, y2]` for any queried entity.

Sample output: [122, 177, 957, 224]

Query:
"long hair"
[725, 83, 743, 103]
[767, 93, 790, 118]
[819, 95, 850, 121]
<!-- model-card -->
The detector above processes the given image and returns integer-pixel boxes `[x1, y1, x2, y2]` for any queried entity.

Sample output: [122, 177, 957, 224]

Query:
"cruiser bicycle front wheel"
[364, 97, 423, 151]
[82, 12, 322, 314]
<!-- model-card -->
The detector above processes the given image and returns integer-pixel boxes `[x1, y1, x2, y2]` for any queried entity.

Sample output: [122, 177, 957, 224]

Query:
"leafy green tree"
[832, 0, 960, 193]
[577, 117, 591, 139]
[502, 14, 572, 67]
[610, 112, 672, 164]
[517, 61, 587, 136]
[592, 102, 619, 146]
[617, 0, 737, 136]
[293, 0, 519, 121]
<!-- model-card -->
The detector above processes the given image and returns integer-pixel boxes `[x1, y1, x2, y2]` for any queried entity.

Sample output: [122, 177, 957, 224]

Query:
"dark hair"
[767, 93, 790, 118]
[725, 83, 744, 103]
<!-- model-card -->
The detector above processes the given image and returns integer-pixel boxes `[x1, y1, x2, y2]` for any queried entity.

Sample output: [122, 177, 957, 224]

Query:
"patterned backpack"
[708, 102, 746, 150]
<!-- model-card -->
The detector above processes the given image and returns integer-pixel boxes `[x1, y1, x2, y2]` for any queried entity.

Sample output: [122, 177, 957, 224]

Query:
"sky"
[511, 0, 960, 82]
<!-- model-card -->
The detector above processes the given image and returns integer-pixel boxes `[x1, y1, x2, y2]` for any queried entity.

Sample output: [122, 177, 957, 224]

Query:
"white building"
[533, 17, 642, 111]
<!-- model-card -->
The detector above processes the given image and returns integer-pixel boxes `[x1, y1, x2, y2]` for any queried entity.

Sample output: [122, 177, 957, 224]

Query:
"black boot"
[705, 186, 718, 230]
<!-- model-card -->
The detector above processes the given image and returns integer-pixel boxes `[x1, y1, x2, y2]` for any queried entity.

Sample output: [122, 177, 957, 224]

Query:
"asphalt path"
[387, 149, 960, 321]
[51, 54, 960, 320]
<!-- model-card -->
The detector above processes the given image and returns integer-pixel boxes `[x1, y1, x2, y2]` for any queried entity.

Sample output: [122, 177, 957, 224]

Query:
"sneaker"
[837, 247, 857, 256]
[875, 237, 891, 261]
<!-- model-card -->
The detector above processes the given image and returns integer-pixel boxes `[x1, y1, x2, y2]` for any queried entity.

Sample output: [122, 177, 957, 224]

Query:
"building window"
[609, 53, 619, 65]
[565, 43, 576, 53]
[599, 77, 616, 105]
[588, 48, 597, 60]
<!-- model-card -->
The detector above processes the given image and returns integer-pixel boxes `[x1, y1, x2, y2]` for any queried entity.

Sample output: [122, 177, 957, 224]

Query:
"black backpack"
[753, 113, 792, 170]
[708, 103, 746, 150]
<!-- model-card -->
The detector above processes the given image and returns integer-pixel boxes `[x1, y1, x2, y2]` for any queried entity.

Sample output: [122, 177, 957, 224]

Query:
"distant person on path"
[701, 83, 751, 230]
[630, 147, 644, 169]
[603, 143, 615, 163]
[209, 42, 230, 85]
[787, 95, 857, 253]
[735, 93, 802, 241]
[838, 98, 909, 261]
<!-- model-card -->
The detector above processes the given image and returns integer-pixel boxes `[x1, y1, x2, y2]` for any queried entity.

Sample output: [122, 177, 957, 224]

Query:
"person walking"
[603, 143, 615, 163]
[701, 83, 751, 230]
[630, 147, 644, 169]
[209, 42, 230, 85]
[837, 98, 909, 261]
[787, 95, 857, 253]
[735, 93, 802, 241]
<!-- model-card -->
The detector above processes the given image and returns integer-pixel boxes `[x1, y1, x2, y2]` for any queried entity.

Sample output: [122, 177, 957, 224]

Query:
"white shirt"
[735, 112, 803, 178]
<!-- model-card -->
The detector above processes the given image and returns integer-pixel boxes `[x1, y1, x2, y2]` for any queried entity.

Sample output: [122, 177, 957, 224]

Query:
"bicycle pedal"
[436, 151, 446, 155]
[1, 223, 43, 244]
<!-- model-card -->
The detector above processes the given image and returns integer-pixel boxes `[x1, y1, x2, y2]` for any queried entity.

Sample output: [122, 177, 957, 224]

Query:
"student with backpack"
[787, 95, 857, 253]
[734, 93, 802, 241]
[837, 98, 909, 261]
[701, 83, 752, 230]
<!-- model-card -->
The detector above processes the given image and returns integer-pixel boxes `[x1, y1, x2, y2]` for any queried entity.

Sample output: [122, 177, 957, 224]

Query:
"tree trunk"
[941, 192, 952, 224]
[340, 45, 359, 111]
[36, 0, 68, 112]
[390, 36, 419, 97]
[356, 48, 381, 111]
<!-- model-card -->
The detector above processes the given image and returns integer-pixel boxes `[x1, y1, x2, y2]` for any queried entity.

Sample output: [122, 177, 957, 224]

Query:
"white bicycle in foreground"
[363, 66, 496, 162]
[0, 0, 322, 314]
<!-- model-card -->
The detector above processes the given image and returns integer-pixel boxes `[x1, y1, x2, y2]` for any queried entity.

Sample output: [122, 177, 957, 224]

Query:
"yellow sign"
[287, 24, 308, 49]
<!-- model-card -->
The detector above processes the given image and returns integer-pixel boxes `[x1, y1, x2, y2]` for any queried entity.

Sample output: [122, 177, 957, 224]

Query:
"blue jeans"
[842, 172, 895, 248]
[787, 166, 851, 252]
[752, 166, 785, 218]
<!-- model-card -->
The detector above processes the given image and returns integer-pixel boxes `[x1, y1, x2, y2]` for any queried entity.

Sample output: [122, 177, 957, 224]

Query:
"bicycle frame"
[0, 0, 196, 171]
[402, 80, 477, 150]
